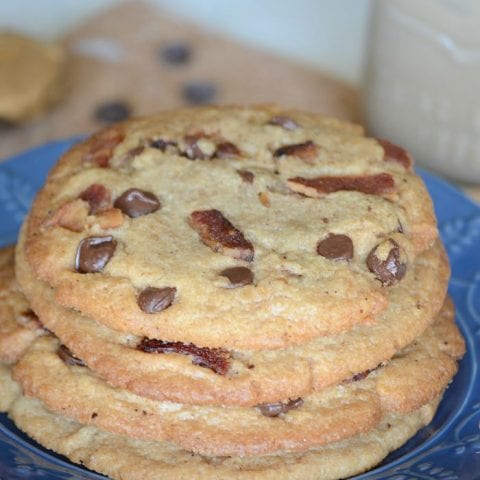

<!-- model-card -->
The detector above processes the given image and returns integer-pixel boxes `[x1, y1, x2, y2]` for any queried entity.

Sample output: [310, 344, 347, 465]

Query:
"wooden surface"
[0, 0, 478, 203]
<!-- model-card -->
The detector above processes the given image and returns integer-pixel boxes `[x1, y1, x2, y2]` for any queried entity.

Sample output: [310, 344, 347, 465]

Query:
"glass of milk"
[364, 0, 480, 183]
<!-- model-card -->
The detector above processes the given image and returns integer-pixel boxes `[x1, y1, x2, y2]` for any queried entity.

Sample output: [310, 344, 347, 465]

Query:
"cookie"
[23, 106, 438, 350]
[17, 233, 451, 406]
[12, 303, 463, 456]
[0, 32, 64, 122]
[0, 245, 45, 364]
[7, 389, 441, 480]
[0, 362, 20, 411]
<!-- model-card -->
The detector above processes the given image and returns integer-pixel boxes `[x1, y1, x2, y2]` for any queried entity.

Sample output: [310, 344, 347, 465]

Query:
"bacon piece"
[43, 199, 89, 232]
[189, 209, 254, 261]
[90, 208, 124, 230]
[273, 141, 318, 163]
[377, 139, 413, 171]
[137, 338, 230, 375]
[79, 184, 112, 214]
[82, 127, 125, 168]
[287, 173, 396, 199]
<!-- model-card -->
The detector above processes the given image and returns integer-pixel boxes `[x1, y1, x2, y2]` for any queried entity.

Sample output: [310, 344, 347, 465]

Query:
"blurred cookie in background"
[0, 32, 65, 123]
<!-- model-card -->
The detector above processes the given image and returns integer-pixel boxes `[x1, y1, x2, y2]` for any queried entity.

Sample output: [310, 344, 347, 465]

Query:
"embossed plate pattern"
[0, 139, 479, 480]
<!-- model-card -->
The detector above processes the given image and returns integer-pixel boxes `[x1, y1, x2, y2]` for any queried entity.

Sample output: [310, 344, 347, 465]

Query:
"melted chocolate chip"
[316, 234, 354, 261]
[94, 101, 132, 123]
[159, 42, 192, 65]
[366, 239, 406, 286]
[219, 267, 254, 288]
[182, 81, 217, 105]
[149, 138, 177, 152]
[114, 188, 161, 218]
[75, 236, 117, 273]
[137, 338, 230, 375]
[267, 116, 300, 130]
[58, 345, 86, 367]
[257, 398, 304, 417]
[138, 287, 176, 313]
[182, 135, 210, 160]
[215, 142, 241, 159]
[79, 184, 111, 214]
[237, 169, 254, 183]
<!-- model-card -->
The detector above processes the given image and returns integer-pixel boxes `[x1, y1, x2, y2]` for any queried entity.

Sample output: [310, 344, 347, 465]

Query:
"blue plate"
[0, 139, 479, 480]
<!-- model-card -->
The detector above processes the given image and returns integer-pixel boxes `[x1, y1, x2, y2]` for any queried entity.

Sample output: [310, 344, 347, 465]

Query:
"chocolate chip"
[347, 364, 382, 383]
[316, 234, 353, 261]
[137, 338, 230, 375]
[159, 42, 192, 65]
[237, 169, 254, 183]
[273, 141, 317, 161]
[219, 267, 254, 288]
[257, 398, 304, 417]
[138, 287, 176, 313]
[58, 344, 86, 367]
[267, 116, 300, 130]
[182, 81, 217, 105]
[189, 209, 254, 261]
[149, 138, 177, 152]
[366, 239, 406, 286]
[114, 188, 160, 218]
[182, 134, 211, 160]
[75, 236, 117, 273]
[215, 142, 241, 159]
[79, 184, 112, 214]
[94, 101, 132, 123]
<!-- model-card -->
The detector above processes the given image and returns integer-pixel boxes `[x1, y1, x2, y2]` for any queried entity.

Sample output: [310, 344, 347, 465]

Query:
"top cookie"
[24, 106, 438, 349]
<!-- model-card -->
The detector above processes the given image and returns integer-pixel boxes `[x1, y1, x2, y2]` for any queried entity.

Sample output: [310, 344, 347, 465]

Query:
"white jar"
[364, 0, 480, 183]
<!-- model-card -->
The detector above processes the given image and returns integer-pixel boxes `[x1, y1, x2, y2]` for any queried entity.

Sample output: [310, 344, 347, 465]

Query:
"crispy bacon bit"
[43, 199, 89, 232]
[215, 142, 241, 159]
[258, 192, 270, 207]
[257, 398, 304, 417]
[287, 173, 395, 199]
[377, 139, 413, 171]
[82, 127, 125, 168]
[137, 338, 230, 375]
[273, 141, 318, 163]
[189, 209, 254, 262]
[89, 208, 124, 230]
[79, 184, 112, 214]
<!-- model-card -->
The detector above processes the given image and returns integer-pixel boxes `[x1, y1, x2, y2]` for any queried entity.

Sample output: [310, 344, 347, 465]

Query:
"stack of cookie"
[0, 106, 465, 480]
